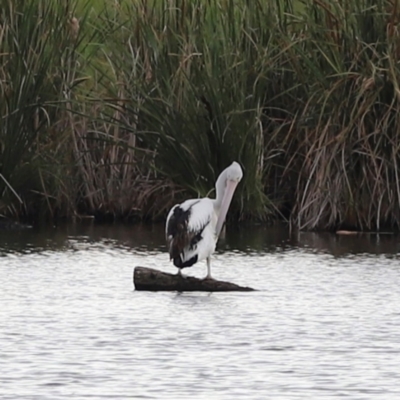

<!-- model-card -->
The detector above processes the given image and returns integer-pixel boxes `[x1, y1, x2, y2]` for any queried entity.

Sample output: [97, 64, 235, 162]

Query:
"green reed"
[277, 0, 400, 230]
[0, 0, 91, 218]
[3, 0, 400, 230]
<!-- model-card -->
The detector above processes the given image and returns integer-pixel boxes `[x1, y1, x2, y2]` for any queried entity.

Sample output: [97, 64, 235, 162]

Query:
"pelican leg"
[177, 268, 184, 278]
[205, 257, 212, 280]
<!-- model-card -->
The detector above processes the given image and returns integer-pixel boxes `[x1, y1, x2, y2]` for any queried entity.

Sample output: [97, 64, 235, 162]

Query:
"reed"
[275, 0, 400, 230]
[0, 0, 89, 218]
[2, 0, 400, 230]
[90, 0, 280, 220]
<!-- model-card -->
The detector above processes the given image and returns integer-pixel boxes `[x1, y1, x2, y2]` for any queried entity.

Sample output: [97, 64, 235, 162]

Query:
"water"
[1, 223, 400, 399]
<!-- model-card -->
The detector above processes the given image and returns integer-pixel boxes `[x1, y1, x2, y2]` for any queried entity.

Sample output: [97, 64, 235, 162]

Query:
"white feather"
[181, 218, 217, 264]
[165, 161, 243, 278]
[166, 198, 215, 232]
[165, 198, 217, 263]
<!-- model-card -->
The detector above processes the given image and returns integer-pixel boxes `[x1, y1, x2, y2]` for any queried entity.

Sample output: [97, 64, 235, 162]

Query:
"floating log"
[133, 267, 255, 292]
[336, 230, 394, 235]
[336, 230, 359, 235]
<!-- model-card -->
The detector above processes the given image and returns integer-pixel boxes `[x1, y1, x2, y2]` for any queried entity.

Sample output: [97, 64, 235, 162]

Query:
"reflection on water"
[0, 222, 167, 255]
[1, 222, 399, 257]
[222, 224, 400, 256]
[1, 222, 400, 399]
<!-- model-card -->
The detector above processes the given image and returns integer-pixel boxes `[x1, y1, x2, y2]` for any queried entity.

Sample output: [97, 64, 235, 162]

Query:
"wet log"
[133, 267, 255, 292]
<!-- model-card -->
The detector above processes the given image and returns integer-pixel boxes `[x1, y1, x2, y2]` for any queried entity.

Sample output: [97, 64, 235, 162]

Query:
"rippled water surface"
[1, 223, 400, 399]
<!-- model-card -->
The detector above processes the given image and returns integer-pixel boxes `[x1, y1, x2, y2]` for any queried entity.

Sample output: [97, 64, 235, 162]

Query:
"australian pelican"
[166, 161, 243, 279]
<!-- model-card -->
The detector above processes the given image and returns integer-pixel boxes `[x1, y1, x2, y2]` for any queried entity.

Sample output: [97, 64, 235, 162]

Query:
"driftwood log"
[133, 267, 255, 292]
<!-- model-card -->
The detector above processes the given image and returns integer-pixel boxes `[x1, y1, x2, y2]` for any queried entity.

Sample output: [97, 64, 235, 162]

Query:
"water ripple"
[1, 225, 400, 399]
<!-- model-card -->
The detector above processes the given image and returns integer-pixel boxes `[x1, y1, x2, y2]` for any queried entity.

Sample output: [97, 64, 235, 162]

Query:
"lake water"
[1, 223, 400, 399]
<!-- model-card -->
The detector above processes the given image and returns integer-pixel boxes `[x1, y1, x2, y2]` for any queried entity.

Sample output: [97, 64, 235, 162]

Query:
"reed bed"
[1, 0, 400, 230]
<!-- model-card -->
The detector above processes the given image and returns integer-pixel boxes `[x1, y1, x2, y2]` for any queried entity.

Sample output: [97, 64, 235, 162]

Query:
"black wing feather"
[166, 201, 209, 268]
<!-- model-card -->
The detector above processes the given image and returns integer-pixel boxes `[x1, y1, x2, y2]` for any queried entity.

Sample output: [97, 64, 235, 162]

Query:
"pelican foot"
[203, 274, 213, 281]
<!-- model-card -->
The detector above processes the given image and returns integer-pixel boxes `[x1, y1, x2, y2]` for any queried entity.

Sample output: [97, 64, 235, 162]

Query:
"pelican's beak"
[215, 179, 239, 238]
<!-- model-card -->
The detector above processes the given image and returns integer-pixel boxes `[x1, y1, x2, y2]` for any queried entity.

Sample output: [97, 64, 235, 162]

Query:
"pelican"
[166, 161, 243, 279]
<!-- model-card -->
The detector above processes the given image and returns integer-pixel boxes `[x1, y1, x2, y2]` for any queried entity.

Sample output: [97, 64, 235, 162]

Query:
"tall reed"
[91, 0, 282, 220]
[273, 0, 400, 230]
[3, 0, 400, 230]
[0, 0, 88, 218]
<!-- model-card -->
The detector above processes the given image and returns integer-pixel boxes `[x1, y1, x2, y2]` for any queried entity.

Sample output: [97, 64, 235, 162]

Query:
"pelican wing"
[186, 198, 214, 232]
[166, 198, 214, 265]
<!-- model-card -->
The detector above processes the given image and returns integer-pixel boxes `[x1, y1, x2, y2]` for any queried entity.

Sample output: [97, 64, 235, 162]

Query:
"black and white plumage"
[166, 161, 243, 279]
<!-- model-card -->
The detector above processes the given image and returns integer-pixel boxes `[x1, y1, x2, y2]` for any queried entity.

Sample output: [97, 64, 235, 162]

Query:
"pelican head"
[226, 161, 243, 183]
[215, 161, 243, 237]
